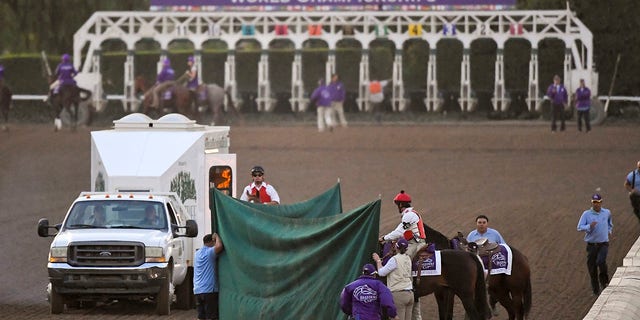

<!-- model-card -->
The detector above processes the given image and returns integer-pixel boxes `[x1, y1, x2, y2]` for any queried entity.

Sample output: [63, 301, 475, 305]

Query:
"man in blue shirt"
[467, 214, 506, 244]
[577, 194, 613, 296]
[624, 160, 640, 221]
[340, 263, 398, 320]
[194, 233, 224, 320]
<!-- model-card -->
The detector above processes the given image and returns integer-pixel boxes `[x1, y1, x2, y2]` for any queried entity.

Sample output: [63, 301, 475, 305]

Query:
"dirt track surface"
[2, 119, 640, 319]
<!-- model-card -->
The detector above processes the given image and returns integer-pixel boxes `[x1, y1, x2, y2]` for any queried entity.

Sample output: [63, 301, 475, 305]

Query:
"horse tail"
[523, 269, 532, 317]
[224, 86, 243, 120]
[471, 252, 490, 319]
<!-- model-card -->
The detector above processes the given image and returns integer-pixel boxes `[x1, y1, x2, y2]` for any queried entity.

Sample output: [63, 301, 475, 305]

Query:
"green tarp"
[210, 184, 380, 319]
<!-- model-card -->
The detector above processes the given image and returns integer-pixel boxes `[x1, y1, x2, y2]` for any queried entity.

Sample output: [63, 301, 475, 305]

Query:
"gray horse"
[194, 83, 241, 125]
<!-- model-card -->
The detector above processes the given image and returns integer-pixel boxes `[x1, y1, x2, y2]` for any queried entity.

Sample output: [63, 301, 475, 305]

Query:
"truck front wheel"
[49, 284, 64, 314]
[156, 267, 172, 315]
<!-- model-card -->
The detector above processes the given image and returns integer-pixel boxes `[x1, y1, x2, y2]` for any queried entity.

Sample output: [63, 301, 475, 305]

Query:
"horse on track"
[48, 84, 92, 131]
[455, 232, 532, 320]
[0, 84, 12, 131]
[380, 237, 491, 320]
[136, 75, 240, 125]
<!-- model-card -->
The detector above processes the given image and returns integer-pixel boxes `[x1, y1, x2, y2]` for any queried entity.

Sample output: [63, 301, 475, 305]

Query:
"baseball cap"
[362, 263, 377, 275]
[591, 194, 603, 202]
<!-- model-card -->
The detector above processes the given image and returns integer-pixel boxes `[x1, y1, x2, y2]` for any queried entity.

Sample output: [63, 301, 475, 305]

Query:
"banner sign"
[151, 0, 516, 11]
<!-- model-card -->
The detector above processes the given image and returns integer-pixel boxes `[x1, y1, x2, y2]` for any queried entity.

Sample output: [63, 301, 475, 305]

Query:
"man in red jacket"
[239, 166, 280, 205]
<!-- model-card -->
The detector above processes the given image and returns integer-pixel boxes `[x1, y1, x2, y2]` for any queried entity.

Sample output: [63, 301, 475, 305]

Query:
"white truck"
[37, 113, 237, 315]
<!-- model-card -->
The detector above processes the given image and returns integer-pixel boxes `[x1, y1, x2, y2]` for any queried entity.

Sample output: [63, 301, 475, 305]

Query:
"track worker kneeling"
[379, 190, 427, 259]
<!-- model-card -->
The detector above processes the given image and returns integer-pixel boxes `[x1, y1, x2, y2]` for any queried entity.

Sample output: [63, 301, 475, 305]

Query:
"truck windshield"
[64, 200, 168, 231]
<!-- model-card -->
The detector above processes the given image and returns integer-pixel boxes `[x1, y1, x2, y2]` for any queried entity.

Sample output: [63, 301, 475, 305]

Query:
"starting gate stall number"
[241, 25, 255, 36]
[443, 23, 457, 36]
[375, 25, 388, 37]
[308, 24, 322, 36]
[275, 24, 288, 35]
[408, 24, 422, 36]
[210, 166, 233, 197]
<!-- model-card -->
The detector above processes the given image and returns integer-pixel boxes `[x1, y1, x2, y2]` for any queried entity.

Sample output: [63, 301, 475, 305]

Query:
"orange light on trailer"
[105, 194, 110, 198]
[129, 194, 134, 198]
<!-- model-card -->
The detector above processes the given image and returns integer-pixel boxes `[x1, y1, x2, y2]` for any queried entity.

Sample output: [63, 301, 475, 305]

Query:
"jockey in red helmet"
[379, 190, 427, 259]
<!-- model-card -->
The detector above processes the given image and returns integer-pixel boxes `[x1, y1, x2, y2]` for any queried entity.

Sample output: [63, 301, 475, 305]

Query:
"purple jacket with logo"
[340, 275, 397, 320]
[546, 83, 568, 106]
[310, 84, 333, 107]
[55, 62, 77, 86]
[575, 86, 591, 111]
[328, 80, 346, 103]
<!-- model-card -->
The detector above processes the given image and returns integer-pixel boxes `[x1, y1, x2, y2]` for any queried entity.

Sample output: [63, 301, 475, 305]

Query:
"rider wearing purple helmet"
[53, 53, 78, 93]
[151, 58, 176, 108]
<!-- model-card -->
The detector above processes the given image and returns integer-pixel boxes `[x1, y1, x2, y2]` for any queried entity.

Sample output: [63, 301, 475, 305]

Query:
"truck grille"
[68, 242, 145, 267]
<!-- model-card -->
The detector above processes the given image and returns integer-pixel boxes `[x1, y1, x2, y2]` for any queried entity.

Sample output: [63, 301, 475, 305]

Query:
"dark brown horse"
[49, 83, 92, 131]
[455, 233, 532, 320]
[0, 84, 12, 131]
[381, 239, 491, 320]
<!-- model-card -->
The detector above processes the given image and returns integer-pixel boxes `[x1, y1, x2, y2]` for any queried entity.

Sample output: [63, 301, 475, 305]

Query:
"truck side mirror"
[185, 220, 198, 238]
[37, 218, 60, 237]
[172, 220, 198, 238]
[37, 218, 49, 237]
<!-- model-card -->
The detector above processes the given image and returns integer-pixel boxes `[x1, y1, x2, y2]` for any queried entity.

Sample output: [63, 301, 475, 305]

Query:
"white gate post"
[357, 49, 370, 112]
[425, 48, 438, 112]
[527, 48, 539, 112]
[256, 50, 272, 112]
[289, 50, 306, 112]
[224, 50, 237, 108]
[459, 48, 471, 112]
[492, 48, 508, 112]
[391, 50, 405, 112]
[124, 50, 136, 112]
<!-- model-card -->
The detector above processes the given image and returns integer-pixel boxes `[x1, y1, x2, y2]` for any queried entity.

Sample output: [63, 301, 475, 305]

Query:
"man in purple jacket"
[574, 78, 592, 132]
[546, 74, 568, 132]
[310, 78, 335, 132]
[340, 263, 398, 320]
[328, 73, 348, 127]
